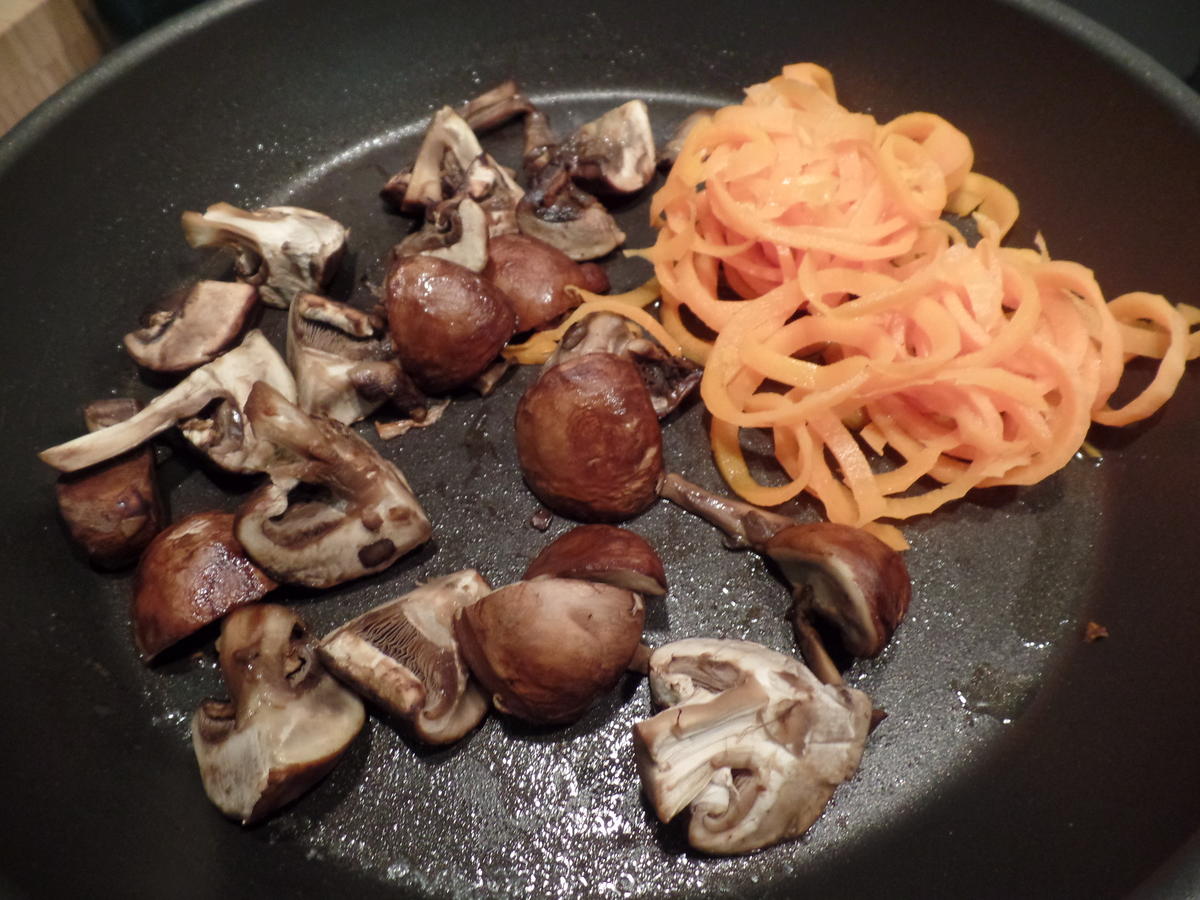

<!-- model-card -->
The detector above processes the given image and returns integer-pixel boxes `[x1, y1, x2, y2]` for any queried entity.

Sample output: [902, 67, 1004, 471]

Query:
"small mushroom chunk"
[54, 398, 164, 568]
[659, 474, 911, 676]
[393, 197, 490, 273]
[319, 570, 491, 744]
[482, 233, 610, 332]
[393, 106, 486, 214]
[287, 292, 423, 426]
[657, 109, 714, 170]
[516, 162, 625, 261]
[39, 330, 297, 474]
[191, 605, 365, 825]
[234, 381, 432, 588]
[563, 100, 656, 196]
[123, 281, 259, 373]
[457, 79, 533, 132]
[454, 578, 645, 725]
[515, 350, 662, 522]
[383, 254, 516, 394]
[524, 525, 667, 597]
[633, 638, 871, 855]
[181, 203, 348, 308]
[131, 512, 275, 660]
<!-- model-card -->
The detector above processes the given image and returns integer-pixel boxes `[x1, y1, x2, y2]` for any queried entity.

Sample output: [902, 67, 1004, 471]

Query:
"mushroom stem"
[658, 473, 792, 549]
[627, 642, 653, 676]
[789, 593, 843, 687]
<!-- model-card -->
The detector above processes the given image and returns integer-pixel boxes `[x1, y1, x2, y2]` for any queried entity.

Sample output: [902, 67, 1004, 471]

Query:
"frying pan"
[1, 0, 1197, 897]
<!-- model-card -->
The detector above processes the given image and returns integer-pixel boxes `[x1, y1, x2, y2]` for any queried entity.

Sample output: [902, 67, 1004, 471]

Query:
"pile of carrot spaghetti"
[646, 62, 1198, 547]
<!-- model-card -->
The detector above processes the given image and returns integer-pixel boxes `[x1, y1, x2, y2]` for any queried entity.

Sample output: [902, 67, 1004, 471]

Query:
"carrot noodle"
[646, 63, 1195, 539]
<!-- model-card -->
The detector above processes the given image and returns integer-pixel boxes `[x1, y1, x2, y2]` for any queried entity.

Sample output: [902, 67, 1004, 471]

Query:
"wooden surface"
[1, 0, 106, 135]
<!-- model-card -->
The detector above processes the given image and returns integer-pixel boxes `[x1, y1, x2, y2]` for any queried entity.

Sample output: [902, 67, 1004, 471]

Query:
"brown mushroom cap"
[54, 398, 164, 568]
[766, 523, 911, 658]
[523, 525, 667, 597]
[483, 233, 610, 332]
[132, 511, 276, 660]
[515, 352, 663, 522]
[384, 254, 516, 394]
[191, 605, 365, 824]
[454, 578, 645, 725]
[123, 281, 259, 373]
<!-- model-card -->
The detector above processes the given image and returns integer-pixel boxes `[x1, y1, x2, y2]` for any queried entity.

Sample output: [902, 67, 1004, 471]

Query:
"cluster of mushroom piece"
[36, 81, 920, 855]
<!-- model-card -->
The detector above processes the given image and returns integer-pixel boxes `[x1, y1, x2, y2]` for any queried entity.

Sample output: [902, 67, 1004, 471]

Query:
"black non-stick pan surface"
[1, 0, 1198, 897]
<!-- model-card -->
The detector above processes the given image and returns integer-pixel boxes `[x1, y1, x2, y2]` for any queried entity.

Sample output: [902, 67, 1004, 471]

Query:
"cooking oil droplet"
[951, 662, 1039, 725]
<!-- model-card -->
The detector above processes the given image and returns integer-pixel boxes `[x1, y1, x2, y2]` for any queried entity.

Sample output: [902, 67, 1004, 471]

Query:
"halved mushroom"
[181, 203, 348, 308]
[384, 254, 516, 394]
[123, 281, 259, 373]
[234, 381, 432, 588]
[132, 511, 275, 660]
[454, 577, 644, 725]
[392, 197, 490, 273]
[516, 162, 626, 261]
[191, 604, 365, 825]
[39, 330, 297, 474]
[287, 292, 424, 426]
[523, 525, 667, 597]
[633, 638, 871, 854]
[319, 570, 491, 744]
[562, 100, 656, 196]
[54, 398, 165, 568]
[482, 232, 610, 332]
[659, 474, 911, 680]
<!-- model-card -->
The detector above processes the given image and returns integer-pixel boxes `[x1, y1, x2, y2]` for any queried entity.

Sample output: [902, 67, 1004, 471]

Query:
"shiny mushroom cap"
[131, 512, 275, 660]
[523, 525, 667, 597]
[482, 232, 610, 333]
[181, 203, 348, 308]
[633, 638, 871, 855]
[319, 570, 491, 744]
[286, 292, 422, 426]
[191, 604, 365, 825]
[123, 281, 259, 373]
[39, 330, 297, 475]
[234, 381, 432, 588]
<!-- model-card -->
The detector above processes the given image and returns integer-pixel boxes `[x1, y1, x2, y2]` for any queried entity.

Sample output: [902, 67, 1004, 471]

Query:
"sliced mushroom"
[454, 578, 644, 725]
[287, 291, 424, 426]
[123, 281, 259, 373]
[659, 474, 912, 677]
[39, 330, 297, 474]
[562, 100, 656, 196]
[393, 197, 489, 273]
[657, 109, 714, 170]
[234, 381, 432, 588]
[384, 254, 516, 394]
[482, 232, 610, 332]
[181, 203, 348, 308]
[132, 512, 275, 660]
[395, 106, 486, 214]
[53, 398, 165, 568]
[457, 79, 533, 133]
[319, 570, 491, 744]
[191, 604, 365, 825]
[633, 638, 871, 854]
[516, 162, 625, 261]
[523, 525, 667, 597]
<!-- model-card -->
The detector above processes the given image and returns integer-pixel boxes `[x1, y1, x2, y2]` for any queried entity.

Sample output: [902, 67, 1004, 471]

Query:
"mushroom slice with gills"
[123, 281, 259, 373]
[561, 100, 656, 196]
[131, 511, 276, 660]
[548, 311, 702, 418]
[39, 330, 297, 474]
[319, 570, 492, 744]
[287, 291, 424, 426]
[633, 638, 871, 855]
[454, 578, 645, 725]
[54, 398, 165, 568]
[657, 109, 715, 171]
[384, 253, 516, 394]
[523, 525, 667, 597]
[181, 203, 348, 309]
[515, 161, 625, 261]
[191, 604, 365, 825]
[234, 381, 432, 589]
[482, 232, 610, 332]
[659, 474, 911, 678]
[392, 197, 490, 273]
